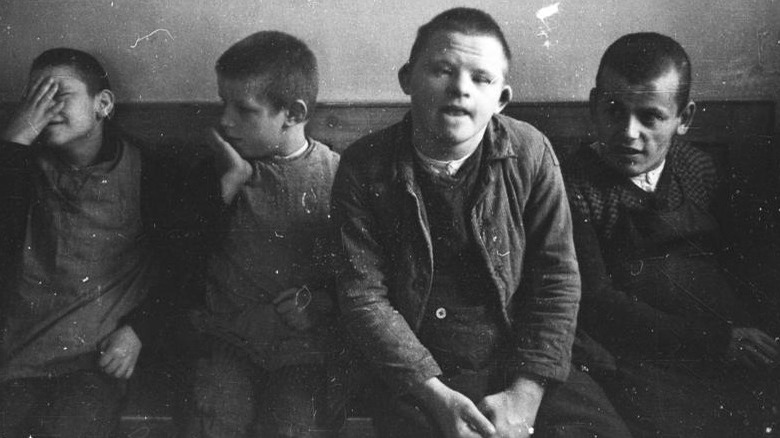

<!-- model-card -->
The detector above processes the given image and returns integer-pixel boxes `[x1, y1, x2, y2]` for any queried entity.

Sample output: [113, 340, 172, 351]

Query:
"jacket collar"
[393, 112, 516, 187]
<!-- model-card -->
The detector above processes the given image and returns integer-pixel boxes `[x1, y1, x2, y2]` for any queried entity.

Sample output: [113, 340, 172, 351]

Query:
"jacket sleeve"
[507, 137, 581, 383]
[331, 151, 442, 395]
[568, 188, 733, 360]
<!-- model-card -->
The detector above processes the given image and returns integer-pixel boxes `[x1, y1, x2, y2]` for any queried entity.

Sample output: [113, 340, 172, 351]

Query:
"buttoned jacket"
[332, 114, 580, 393]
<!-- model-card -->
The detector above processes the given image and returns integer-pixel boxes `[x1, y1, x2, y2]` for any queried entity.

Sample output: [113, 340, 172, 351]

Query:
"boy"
[565, 32, 780, 436]
[184, 31, 343, 438]
[332, 8, 629, 438]
[0, 48, 172, 437]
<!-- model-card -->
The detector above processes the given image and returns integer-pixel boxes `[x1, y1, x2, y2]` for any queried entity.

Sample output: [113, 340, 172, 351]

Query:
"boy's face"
[32, 65, 104, 149]
[400, 30, 511, 153]
[591, 66, 694, 177]
[217, 76, 288, 159]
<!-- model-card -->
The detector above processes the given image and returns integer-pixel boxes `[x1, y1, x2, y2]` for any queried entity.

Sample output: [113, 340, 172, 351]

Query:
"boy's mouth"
[440, 105, 471, 117]
[222, 133, 240, 144]
[609, 145, 643, 156]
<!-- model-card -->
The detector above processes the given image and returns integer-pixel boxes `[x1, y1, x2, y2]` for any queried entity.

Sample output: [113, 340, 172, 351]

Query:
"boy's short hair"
[408, 8, 512, 75]
[596, 32, 692, 112]
[31, 48, 111, 95]
[216, 31, 318, 116]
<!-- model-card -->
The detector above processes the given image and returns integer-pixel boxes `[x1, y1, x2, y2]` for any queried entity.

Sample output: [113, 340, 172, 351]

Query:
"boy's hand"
[209, 128, 252, 204]
[1, 76, 64, 145]
[477, 377, 544, 438]
[98, 325, 142, 379]
[272, 286, 333, 331]
[413, 377, 496, 438]
[727, 327, 780, 371]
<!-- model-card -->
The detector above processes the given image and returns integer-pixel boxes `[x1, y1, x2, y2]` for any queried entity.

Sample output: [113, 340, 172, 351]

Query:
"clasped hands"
[416, 376, 543, 438]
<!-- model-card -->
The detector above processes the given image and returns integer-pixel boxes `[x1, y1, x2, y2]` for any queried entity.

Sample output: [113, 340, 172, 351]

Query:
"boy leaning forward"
[332, 8, 630, 438]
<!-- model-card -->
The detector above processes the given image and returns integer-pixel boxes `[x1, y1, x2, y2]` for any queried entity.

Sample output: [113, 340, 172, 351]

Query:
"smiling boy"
[0, 48, 173, 437]
[332, 8, 629, 438]
[565, 32, 780, 436]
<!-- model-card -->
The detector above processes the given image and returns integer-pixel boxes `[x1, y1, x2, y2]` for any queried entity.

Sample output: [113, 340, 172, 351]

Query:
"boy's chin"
[235, 143, 284, 160]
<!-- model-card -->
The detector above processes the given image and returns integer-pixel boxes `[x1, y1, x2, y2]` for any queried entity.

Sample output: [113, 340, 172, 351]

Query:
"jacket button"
[434, 307, 447, 319]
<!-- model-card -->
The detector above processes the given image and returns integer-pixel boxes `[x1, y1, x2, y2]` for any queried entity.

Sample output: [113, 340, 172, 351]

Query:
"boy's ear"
[496, 85, 512, 113]
[398, 63, 412, 95]
[284, 99, 309, 126]
[676, 100, 696, 136]
[95, 89, 115, 120]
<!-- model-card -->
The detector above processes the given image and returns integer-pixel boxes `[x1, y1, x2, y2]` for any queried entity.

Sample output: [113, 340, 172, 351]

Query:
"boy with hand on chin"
[332, 8, 629, 438]
[0, 48, 172, 437]
[185, 31, 343, 438]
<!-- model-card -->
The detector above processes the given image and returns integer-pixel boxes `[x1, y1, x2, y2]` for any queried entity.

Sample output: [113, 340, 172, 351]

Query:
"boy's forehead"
[217, 74, 269, 98]
[598, 66, 681, 95]
[417, 30, 508, 70]
[31, 65, 85, 85]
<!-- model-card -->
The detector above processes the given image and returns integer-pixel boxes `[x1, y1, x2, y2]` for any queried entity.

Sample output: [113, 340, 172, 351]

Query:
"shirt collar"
[274, 139, 309, 161]
[629, 160, 665, 192]
[590, 141, 665, 192]
[413, 145, 476, 177]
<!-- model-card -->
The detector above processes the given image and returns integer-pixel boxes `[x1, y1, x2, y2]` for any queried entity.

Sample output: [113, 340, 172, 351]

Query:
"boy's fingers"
[101, 355, 121, 374]
[98, 350, 113, 367]
[463, 406, 496, 438]
[209, 128, 232, 152]
[32, 79, 56, 104]
[122, 364, 135, 379]
[750, 332, 780, 359]
[272, 287, 299, 305]
[46, 101, 65, 117]
[24, 75, 47, 100]
[275, 298, 297, 314]
[113, 360, 129, 379]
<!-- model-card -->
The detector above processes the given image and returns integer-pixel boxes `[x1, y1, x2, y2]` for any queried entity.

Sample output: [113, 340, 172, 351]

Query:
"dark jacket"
[331, 114, 580, 394]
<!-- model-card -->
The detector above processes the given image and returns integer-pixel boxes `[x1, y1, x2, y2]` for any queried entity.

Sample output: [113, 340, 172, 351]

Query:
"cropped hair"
[31, 48, 111, 95]
[596, 32, 692, 112]
[408, 8, 511, 75]
[216, 31, 318, 116]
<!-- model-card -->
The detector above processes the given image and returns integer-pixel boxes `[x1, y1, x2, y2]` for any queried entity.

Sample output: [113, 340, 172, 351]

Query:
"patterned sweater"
[564, 139, 748, 364]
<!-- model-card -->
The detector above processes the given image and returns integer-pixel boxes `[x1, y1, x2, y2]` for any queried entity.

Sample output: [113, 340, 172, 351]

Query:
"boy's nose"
[447, 71, 473, 97]
[623, 114, 641, 139]
[613, 112, 640, 141]
[219, 111, 235, 129]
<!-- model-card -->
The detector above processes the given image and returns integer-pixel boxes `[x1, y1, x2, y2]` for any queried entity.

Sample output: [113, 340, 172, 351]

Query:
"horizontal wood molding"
[1, 100, 772, 153]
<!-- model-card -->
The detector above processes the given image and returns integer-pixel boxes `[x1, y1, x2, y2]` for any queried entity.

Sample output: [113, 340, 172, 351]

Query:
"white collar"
[629, 160, 665, 192]
[590, 142, 665, 193]
[277, 140, 309, 161]
[413, 146, 476, 177]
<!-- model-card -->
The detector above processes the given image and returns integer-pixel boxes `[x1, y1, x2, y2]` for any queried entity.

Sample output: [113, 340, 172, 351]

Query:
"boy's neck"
[413, 127, 487, 162]
[56, 128, 105, 168]
[274, 125, 308, 158]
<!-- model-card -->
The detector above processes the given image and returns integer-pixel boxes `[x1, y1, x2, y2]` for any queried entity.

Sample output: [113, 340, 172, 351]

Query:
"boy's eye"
[431, 65, 453, 76]
[638, 111, 664, 125]
[472, 74, 495, 85]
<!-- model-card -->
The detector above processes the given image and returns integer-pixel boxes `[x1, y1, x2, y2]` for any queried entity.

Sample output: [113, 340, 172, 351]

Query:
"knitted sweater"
[564, 139, 747, 364]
